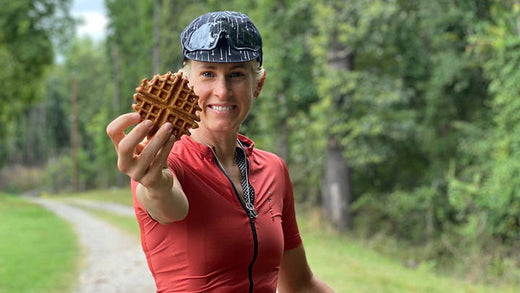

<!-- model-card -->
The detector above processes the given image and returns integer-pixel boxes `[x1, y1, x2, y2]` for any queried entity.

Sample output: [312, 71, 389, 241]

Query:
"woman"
[106, 11, 334, 293]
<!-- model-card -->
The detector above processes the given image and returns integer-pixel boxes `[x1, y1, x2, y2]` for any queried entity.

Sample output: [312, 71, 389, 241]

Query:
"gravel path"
[67, 199, 136, 217]
[30, 198, 156, 293]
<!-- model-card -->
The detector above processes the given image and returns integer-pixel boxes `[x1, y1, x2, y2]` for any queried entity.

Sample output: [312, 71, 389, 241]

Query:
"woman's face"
[187, 61, 261, 134]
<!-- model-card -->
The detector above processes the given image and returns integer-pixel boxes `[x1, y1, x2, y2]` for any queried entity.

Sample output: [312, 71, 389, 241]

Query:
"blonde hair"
[181, 60, 265, 82]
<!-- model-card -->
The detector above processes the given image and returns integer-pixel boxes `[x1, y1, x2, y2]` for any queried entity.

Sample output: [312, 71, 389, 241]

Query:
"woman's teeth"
[210, 105, 233, 111]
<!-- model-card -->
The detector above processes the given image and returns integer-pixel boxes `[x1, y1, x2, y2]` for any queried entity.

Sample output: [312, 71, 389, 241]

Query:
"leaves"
[1, 0, 518, 276]
[0, 0, 73, 165]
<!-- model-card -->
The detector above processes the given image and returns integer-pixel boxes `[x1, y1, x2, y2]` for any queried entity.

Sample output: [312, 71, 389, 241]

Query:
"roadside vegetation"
[2, 1, 520, 290]
[0, 194, 78, 293]
[46, 189, 520, 293]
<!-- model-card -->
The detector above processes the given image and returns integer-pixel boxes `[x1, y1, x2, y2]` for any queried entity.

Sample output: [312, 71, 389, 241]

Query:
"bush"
[0, 165, 46, 194]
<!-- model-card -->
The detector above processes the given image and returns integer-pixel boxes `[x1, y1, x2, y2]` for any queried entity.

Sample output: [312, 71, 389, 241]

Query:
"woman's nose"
[214, 77, 231, 99]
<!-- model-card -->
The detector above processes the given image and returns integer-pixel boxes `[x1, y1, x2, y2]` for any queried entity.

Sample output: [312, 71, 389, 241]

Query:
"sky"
[70, 0, 108, 41]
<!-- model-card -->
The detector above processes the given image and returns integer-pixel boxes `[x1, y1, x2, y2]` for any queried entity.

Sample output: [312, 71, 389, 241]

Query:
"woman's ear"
[254, 70, 266, 98]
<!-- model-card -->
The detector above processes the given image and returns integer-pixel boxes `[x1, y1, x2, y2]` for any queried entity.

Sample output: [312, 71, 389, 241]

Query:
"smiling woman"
[105, 11, 335, 293]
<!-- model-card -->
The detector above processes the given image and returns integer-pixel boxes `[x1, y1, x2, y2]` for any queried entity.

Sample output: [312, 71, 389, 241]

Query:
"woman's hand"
[106, 113, 176, 190]
[106, 112, 188, 224]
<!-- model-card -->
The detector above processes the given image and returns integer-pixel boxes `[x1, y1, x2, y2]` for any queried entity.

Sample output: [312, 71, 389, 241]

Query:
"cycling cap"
[180, 11, 263, 65]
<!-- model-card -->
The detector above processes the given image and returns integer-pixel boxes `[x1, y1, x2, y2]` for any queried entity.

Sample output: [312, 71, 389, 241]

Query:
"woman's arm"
[135, 171, 188, 224]
[106, 113, 189, 224]
[278, 244, 335, 293]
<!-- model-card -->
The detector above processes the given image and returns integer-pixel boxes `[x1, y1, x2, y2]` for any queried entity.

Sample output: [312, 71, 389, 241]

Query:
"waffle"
[133, 71, 201, 138]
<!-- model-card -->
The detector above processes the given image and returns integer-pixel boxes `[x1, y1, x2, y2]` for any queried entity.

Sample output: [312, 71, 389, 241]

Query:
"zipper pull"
[246, 202, 258, 219]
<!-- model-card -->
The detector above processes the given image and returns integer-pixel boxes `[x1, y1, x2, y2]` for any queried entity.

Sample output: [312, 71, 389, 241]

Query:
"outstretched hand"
[106, 113, 176, 190]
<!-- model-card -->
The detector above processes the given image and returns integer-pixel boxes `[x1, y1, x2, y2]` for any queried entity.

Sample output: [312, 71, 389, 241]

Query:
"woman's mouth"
[209, 105, 235, 112]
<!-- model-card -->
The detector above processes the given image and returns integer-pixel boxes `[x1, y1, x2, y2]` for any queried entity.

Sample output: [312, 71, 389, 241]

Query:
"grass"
[0, 194, 78, 293]
[46, 189, 520, 293]
[299, 210, 519, 293]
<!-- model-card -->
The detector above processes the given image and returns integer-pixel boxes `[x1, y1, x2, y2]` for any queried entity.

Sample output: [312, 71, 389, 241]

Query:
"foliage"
[44, 189, 520, 292]
[310, 0, 518, 281]
[0, 0, 519, 285]
[0, 0, 73, 166]
[466, 0, 520, 242]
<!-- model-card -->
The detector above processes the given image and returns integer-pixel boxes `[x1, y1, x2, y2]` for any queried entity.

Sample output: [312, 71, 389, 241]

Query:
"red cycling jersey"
[132, 135, 302, 293]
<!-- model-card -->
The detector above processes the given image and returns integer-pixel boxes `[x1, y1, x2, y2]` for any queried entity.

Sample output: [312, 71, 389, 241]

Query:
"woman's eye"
[230, 72, 245, 78]
[202, 72, 213, 78]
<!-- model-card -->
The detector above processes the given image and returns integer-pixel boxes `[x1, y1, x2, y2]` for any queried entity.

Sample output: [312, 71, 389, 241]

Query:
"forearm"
[278, 245, 335, 293]
[278, 275, 334, 293]
[306, 275, 335, 293]
[136, 170, 188, 224]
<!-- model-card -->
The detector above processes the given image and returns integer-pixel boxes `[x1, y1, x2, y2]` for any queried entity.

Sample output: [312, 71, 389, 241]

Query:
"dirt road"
[30, 197, 156, 293]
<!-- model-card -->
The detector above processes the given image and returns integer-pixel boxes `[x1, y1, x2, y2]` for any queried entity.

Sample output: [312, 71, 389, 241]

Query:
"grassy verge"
[299, 210, 519, 293]
[0, 194, 78, 293]
[51, 189, 520, 293]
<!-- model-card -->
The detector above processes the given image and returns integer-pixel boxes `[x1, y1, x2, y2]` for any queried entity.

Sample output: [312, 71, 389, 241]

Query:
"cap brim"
[184, 46, 261, 64]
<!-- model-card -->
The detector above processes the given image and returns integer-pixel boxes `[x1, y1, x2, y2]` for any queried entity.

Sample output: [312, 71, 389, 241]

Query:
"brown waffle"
[133, 71, 201, 138]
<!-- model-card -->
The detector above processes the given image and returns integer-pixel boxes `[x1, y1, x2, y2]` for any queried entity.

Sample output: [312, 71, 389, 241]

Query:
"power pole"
[71, 73, 79, 192]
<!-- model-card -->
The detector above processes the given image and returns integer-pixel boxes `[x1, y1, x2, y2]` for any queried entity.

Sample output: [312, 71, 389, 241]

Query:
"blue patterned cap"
[180, 11, 263, 65]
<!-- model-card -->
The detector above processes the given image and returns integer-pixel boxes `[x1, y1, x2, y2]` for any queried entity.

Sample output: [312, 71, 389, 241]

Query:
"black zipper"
[210, 149, 259, 292]
[246, 215, 259, 293]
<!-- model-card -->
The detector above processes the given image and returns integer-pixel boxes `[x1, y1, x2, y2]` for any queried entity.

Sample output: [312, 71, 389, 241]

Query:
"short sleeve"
[279, 160, 302, 250]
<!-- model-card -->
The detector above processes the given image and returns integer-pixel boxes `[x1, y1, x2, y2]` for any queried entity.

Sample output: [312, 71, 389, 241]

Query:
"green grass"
[0, 194, 78, 293]
[298, 211, 519, 293]
[49, 189, 520, 293]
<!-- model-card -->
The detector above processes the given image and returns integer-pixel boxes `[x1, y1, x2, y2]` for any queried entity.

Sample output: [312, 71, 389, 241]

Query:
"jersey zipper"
[209, 147, 259, 292]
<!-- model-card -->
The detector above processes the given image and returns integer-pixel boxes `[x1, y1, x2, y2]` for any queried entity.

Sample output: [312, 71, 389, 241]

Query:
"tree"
[311, 0, 419, 230]
[462, 0, 520, 242]
[248, 0, 318, 163]
[0, 0, 73, 167]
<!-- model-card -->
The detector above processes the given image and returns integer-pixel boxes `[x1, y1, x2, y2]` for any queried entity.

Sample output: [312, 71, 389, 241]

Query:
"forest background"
[0, 0, 519, 287]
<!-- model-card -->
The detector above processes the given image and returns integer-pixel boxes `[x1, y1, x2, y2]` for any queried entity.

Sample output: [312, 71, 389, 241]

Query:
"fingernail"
[163, 122, 173, 131]
[143, 120, 153, 128]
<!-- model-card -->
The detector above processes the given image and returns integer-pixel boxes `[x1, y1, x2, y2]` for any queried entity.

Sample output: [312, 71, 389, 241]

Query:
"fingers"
[107, 112, 177, 184]
[150, 132, 176, 172]
[137, 123, 174, 170]
[116, 120, 154, 173]
[106, 113, 142, 149]
[139, 133, 177, 187]
[118, 120, 153, 155]
[123, 123, 175, 182]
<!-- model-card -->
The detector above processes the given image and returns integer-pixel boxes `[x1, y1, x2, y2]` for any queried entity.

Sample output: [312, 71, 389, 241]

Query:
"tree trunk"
[111, 43, 126, 187]
[153, 2, 160, 74]
[322, 137, 351, 230]
[275, 93, 289, 162]
[321, 35, 354, 231]
[25, 108, 35, 165]
[111, 43, 121, 114]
